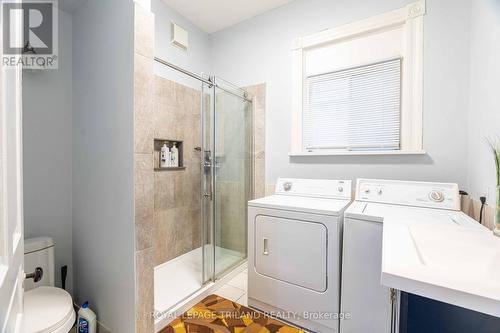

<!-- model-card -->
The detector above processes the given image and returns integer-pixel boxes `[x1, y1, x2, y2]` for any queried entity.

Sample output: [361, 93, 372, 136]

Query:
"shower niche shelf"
[154, 138, 185, 171]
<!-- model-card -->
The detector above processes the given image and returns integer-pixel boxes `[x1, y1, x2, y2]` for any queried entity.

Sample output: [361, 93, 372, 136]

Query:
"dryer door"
[254, 215, 327, 292]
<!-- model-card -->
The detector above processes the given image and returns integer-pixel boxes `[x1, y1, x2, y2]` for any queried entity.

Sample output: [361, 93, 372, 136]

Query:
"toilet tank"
[24, 237, 55, 291]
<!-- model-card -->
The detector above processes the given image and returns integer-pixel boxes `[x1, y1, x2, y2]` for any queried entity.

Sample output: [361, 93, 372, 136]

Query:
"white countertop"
[381, 213, 500, 317]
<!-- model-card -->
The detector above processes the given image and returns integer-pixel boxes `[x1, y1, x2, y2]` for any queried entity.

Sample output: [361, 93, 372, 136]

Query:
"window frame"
[290, 0, 426, 156]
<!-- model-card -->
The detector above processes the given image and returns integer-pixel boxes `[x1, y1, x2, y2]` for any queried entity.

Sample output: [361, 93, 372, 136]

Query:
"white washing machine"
[340, 179, 484, 333]
[248, 178, 352, 333]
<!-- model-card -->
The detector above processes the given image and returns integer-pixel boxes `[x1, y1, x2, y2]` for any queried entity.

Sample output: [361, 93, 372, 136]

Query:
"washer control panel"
[275, 178, 352, 199]
[356, 179, 460, 210]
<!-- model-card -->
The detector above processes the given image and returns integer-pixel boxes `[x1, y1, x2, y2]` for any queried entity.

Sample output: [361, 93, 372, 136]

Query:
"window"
[304, 59, 402, 151]
[291, 1, 426, 156]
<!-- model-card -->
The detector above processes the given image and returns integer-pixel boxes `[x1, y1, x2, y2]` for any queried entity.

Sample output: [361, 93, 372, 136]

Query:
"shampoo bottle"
[77, 302, 97, 333]
[171, 143, 179, 167]
[160, 142, 170, 168]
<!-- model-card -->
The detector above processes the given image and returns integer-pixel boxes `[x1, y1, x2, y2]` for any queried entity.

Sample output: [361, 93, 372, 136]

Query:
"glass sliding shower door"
[213, 77, 253, 278]
[201, 77, 214, 284]
[201, 76, 253, 282]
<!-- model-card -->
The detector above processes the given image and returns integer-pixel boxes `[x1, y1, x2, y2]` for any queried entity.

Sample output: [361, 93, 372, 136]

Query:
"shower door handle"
[203, 150, 213, 201]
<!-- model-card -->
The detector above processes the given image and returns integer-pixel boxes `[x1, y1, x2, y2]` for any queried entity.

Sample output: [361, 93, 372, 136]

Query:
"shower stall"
[153, 58, 253, 323]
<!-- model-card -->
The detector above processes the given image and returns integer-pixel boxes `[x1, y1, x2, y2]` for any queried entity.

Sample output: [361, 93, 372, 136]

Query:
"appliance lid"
[23, 286, 75, 333]
[346, 201, 482, 229]
[249, 194, 351, 216]
[24, 237, 54, 254]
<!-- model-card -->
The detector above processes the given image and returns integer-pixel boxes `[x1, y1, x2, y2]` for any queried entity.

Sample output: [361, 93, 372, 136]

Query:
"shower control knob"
[283, 182, 292, 191]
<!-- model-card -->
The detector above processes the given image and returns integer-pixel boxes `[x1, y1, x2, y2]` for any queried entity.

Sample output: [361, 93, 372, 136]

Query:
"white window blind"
[303, 58, 402, 152]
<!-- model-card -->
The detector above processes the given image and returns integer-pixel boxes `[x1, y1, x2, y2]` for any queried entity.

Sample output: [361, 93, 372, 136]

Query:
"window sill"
[289, 150, 426, 157]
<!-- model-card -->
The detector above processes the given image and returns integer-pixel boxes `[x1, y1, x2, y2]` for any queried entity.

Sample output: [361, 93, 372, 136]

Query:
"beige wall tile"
[217, 181, 247, 254]
[483, 205, 495, 230]
[153, 205, 201, 265]
[135, 222, 153, 252]
[135, 154, 154, 252]
[135, 247, 154, 333]
[154, 171, 175, 210]
[154, 76, 177, 109]
[134, 4, 154, 59]
[134, 54, 155, 154]
[244, 83, 266, 200]
[153, 209, 175, 264]
[460, 195, 472, 216]
[250, 84, 266, 161]
[254, 158, 265, 199]
[153, 107, 179, 140]
[265, 184, 276, 196]
[153, 84, 167, 115]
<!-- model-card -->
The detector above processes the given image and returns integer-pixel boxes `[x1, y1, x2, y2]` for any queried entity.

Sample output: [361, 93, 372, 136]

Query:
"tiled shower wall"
[245, 84, 266, 200]
[153, 77, 202, 265]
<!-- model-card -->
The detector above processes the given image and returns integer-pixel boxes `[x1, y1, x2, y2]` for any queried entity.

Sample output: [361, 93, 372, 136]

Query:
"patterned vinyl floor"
[159, 294, 304, 333]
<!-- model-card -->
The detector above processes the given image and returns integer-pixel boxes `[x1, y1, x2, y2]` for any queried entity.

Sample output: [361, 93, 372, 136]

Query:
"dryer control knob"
[283, 182, 292, 191]
[338, 187, 344, 193]
[429, 190, 444, 202]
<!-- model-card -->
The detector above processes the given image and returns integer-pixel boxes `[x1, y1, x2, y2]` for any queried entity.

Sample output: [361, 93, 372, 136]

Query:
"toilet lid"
[24, 287, 75, 333]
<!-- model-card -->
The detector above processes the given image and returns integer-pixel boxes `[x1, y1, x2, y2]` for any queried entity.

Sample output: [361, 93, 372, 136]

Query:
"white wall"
[23, 9, 73, 293]
[467, 0, 500, 202]
[210, 0, 472, 188]
[72, 0, 136, 331]
[151, 0, 211, 88]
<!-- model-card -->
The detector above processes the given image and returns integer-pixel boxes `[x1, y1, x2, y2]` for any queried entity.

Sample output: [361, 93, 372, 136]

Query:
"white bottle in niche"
[167, 146, 172, 167]
[160, 142, 170, 168]
[171, 143, 179, 167]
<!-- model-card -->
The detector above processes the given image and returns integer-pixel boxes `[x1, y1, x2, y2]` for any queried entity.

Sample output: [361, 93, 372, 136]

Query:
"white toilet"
[23, 237, 75, 333]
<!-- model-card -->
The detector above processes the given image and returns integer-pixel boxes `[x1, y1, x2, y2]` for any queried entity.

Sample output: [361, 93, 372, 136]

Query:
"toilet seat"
[24, 286, 75, 333]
